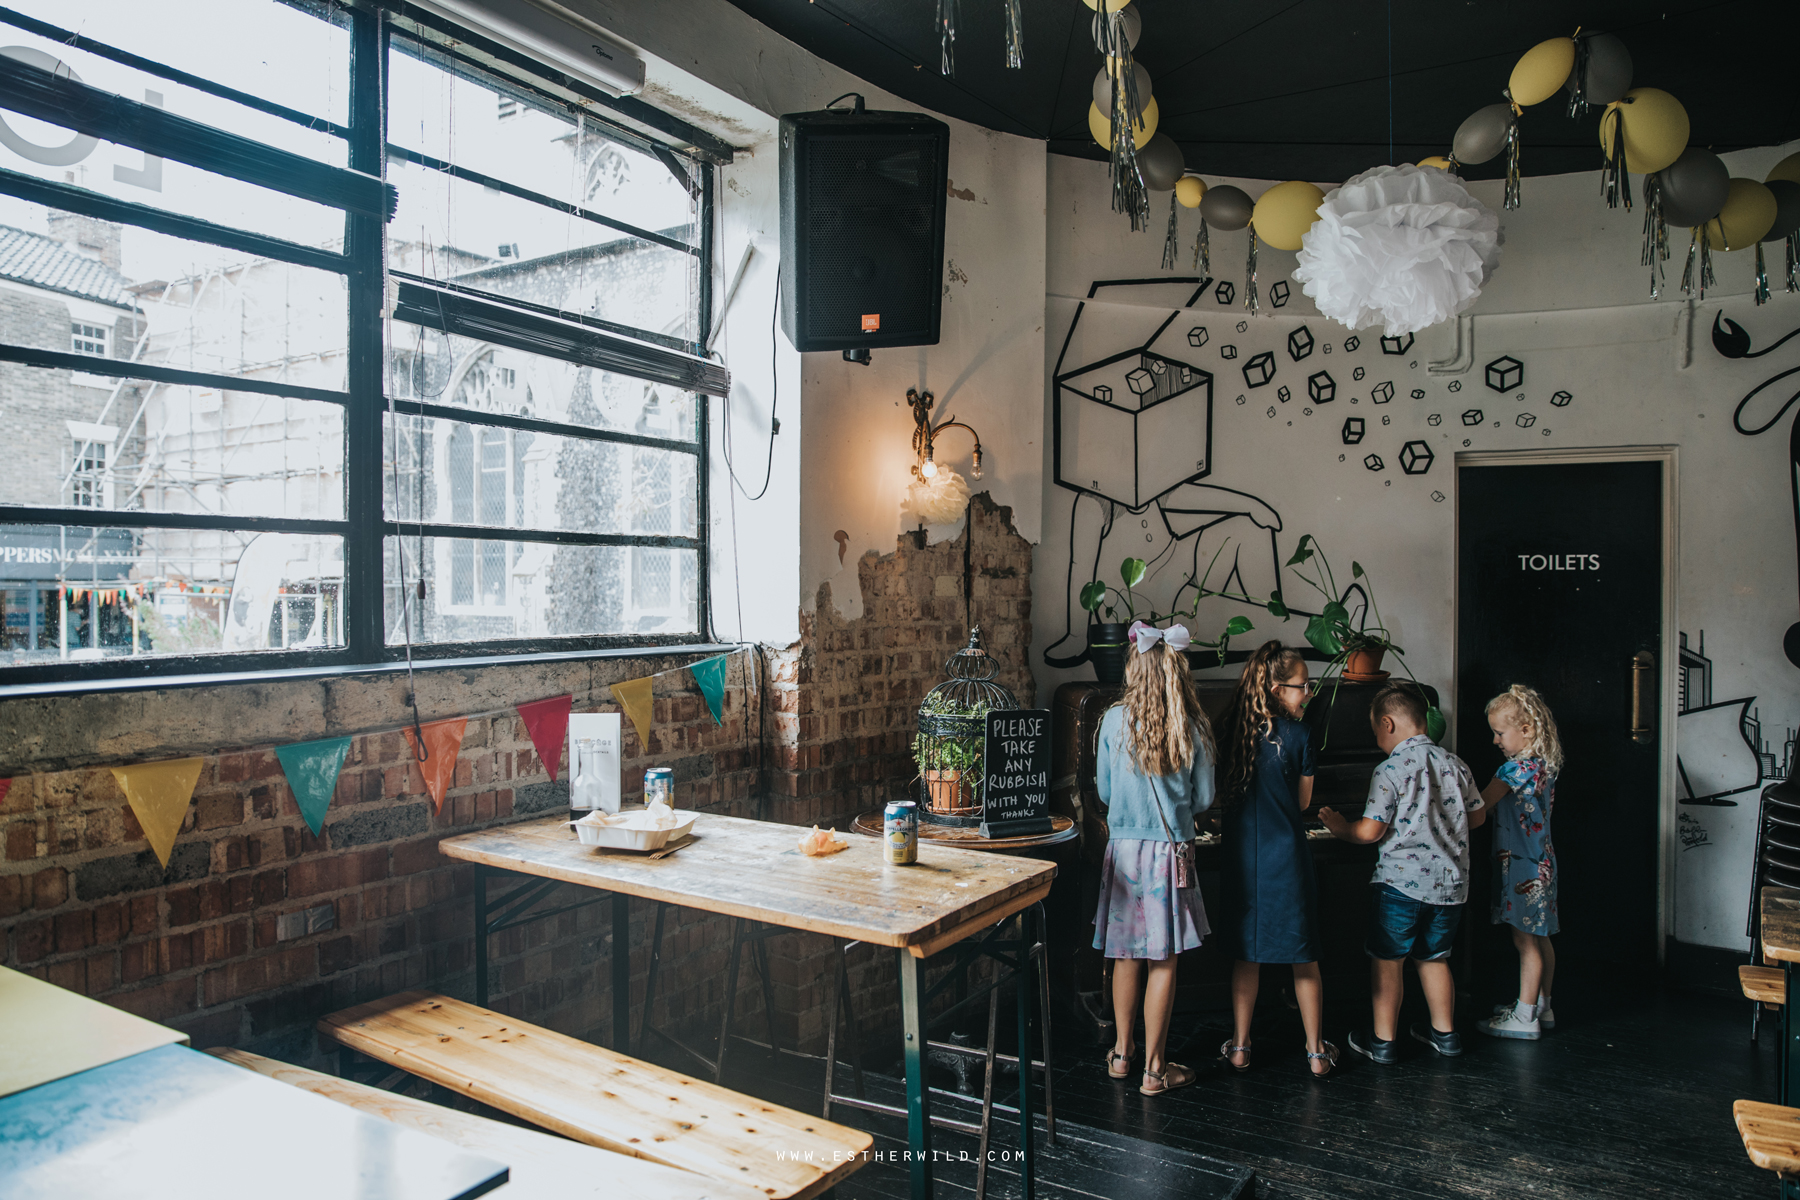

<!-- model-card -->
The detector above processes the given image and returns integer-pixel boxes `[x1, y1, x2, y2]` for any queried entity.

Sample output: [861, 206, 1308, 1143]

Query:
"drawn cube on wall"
[1270, 280, 1290, 307]
[1447, 379, 1462, 392]
[1341, 417, 1365, 444]
[1220, 345, 1239, 360]
[1307, 370, 1336, 403]
[1343, 335, 1361, 352]
[1187, 326, 1210, 349]
[1363, 453, 1385, 471]
[1411, 388, 1426, 399]
[1461, 408, 1484, 426]
[1215, 280, 1235, 304]
[1287, 325, 1314, 361]
[1277, 385, 1292, 403]
[1485, 355, 1524, 392]
[1516, 412, 1536, 428]
[1381, 332, 1414, 355]
[1243, 351, 1276, 388]
[1399, 440, 1434, 475]
[1551, 389, 1572, 407]
[1056, 347, 1213, 507]
[1427, 413, 1442, 426]
[1371, 381, 1394, 404]
[1353, 366, 1365, 381]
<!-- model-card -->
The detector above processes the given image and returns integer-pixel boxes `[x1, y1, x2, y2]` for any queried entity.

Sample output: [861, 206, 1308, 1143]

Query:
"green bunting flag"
[275, 736, 353, 836]
[690, 655, 728, 725]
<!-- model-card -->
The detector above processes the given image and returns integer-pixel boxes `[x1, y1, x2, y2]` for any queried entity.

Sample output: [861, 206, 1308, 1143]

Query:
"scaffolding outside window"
[0, 0, 718, 684]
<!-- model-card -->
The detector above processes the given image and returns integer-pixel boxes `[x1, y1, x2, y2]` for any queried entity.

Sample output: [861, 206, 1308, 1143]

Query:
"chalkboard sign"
[979, 709, 1054, 839]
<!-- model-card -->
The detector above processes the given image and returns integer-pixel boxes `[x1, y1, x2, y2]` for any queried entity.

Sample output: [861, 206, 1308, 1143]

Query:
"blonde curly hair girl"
[1118, 636, 1215, 778]
[1484, 684, 1563, 776]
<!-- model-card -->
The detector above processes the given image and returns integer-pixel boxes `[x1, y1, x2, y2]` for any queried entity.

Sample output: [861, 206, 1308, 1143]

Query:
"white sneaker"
[1491, 995, 1554, 1031]
[1477, 1004, 1541, 1040]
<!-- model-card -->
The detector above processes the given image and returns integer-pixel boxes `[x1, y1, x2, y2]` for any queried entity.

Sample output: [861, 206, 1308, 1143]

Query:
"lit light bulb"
[972, 449, 983, 480]
[920, 456, 938, 480]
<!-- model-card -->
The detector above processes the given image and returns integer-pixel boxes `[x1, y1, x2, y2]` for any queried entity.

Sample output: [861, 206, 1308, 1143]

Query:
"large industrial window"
[0, 0, 727, 683]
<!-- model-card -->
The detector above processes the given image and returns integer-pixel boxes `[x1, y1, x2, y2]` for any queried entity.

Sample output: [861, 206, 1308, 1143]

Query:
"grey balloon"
[1656, 148, 1729, 228]
[1137, 133, 1185, 192]
[1091, 5, 1141, 53]
[1452, 104, 1513, 166]
[1199, 184, 1253, 231]
[1567, 32, 1633, 107]
[1764, 180, 1800, 243]
[1092, 64, 1151, 119]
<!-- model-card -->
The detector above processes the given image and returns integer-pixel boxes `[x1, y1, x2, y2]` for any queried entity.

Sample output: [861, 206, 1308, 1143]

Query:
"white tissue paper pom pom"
[1293, 165, 1502, 338]
[902, 468, 971, 526]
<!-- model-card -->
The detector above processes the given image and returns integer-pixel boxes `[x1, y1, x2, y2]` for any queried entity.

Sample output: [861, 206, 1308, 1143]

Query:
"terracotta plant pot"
[925, 769, 974, 813]
[1345, 645, 1388, 678]
[1089, 621, 1131, 687]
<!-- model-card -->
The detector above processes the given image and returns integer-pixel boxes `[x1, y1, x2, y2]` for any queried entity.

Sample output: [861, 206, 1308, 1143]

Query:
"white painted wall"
[1035, 147, 1800, 952]
[552, 0, 1046, 630]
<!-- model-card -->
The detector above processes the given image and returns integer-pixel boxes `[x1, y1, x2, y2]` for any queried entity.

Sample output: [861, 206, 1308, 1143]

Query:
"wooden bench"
[1736, 1099, 1800, 1177]
[1743, 964, 1786, 1004]
[209, 1048, 767, 1200]
[317, 991, 870, 1200]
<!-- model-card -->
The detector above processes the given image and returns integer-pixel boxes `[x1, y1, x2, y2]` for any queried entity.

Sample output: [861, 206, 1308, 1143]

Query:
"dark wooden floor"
[667, 972, 1778, 1200]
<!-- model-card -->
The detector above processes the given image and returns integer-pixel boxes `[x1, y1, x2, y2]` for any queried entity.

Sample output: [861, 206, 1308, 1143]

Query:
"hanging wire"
[1386, 0, 1393, 164]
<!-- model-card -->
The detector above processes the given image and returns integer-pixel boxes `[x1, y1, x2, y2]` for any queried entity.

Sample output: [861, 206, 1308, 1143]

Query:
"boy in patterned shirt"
[1319, 683, 1485, 1064]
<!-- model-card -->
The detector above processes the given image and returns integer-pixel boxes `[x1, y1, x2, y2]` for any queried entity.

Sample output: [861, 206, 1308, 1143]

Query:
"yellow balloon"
[1598, 88, 1689, 175]
[1251, 180, 1327, 252]
[1767, 152, 1800, 186]
[1175, 176, 1206, 209]
[1088, 96, 1158, 151]
[1081, 0, 1130, 10]
[1417, 156, 1453, 171]
[1704, 178, 1778, 251]
[1509, 37, 1576, 107]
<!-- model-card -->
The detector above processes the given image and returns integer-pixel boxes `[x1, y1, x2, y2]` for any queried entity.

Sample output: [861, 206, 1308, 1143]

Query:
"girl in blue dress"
[1475, 684, 1563, 1041]
[1218, 641, 1335, 1077]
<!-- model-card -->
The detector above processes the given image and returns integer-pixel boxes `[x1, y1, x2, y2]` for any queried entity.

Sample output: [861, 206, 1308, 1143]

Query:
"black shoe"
[1348, 1029, 1399, 1065]
[1410, 1021, 1463, 1057]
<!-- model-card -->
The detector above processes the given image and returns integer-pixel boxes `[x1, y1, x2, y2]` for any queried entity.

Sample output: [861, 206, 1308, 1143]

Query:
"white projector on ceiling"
[411, 0, 647, 97]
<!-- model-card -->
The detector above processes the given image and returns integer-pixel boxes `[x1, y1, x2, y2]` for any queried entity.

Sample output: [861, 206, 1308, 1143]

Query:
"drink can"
[644, 767, 674, 808]
[884, 800, 918, 865]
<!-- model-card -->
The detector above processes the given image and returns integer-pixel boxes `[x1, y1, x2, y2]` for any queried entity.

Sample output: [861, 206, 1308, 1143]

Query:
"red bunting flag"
[516, 695, 573, 782]
[402, 717, 468, 813]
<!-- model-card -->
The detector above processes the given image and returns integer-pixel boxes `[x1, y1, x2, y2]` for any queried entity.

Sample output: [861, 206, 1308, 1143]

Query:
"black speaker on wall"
[778, 98, 950, 356]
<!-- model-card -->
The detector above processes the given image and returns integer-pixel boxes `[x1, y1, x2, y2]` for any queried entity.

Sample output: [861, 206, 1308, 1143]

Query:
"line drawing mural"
[1676, 628, 1793, 805]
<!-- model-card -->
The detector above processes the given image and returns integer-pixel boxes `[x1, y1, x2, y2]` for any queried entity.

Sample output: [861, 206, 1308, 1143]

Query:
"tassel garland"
[1503, 116, 1522, 211]
[1755, 241, 1771, 306]
[1565, 34, 1591, 118]
[1003, 0, 1023, 69]
[1099, 10, 1150, 230]
[1601, 103, 1632, 210]
[1244, 225, 1260, 316]
[1162, 191, 1179, 270]
[1679, 226, 1716, 299]
[936, 0, 959, 75]
[1639, 173, 1667, 300]
[1193, 217, 1210, 274]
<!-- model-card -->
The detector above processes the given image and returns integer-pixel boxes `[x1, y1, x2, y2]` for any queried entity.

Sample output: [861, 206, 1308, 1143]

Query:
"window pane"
[3, 0, 350, 131]
[0, 523, 344, 664]
[385, 328, 699, 442]
[388, 156, 697, 341]
[382, 414, 695, 537]
[385, 537, 697, 643]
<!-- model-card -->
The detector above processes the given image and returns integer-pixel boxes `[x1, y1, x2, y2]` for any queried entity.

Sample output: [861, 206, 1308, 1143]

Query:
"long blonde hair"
[1117, 638, 1214, 778]
[1222, 640, 1306, 808]
[1485, 684, 1564, 777]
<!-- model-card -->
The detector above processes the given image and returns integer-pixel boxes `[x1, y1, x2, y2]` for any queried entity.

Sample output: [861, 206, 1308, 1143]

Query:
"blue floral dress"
[1490, 755, 1558, 935]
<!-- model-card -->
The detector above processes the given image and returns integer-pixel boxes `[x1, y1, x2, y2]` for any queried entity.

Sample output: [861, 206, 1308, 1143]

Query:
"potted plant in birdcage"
[1077, 557, 1148, 686]
[911, 628, 1018, 825]
[1269, 535, 1445, 742]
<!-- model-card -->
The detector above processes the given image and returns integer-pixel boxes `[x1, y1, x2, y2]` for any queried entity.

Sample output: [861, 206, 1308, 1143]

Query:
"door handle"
[1630, 650, 1655, 744]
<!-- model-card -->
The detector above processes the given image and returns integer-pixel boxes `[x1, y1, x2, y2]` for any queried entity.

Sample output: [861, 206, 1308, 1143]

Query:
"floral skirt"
[1092, 838, 1209, 961]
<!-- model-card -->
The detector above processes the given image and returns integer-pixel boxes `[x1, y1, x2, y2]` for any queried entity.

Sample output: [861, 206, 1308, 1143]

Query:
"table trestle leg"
[900, 948, 934, 1200]
[974, 984, 1000, 1200]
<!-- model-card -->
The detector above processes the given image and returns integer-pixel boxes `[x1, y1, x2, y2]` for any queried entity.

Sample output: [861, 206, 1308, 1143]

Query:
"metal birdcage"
[913, 626, 1019, 825]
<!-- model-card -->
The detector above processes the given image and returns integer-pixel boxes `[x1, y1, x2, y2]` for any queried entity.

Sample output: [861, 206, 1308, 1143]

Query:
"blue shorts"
[1367, 884, 1461, 961]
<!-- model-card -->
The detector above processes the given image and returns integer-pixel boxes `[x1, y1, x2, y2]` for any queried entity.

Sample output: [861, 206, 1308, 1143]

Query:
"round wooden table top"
[850, 809, 1078, 853]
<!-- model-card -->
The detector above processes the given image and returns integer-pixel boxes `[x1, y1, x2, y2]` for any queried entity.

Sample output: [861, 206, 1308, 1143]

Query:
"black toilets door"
[1458, 458, 1665, 978]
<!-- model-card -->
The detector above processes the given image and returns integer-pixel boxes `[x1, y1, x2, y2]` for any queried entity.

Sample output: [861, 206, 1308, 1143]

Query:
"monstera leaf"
[1224, 615, 1255, 637]
[1286, 535, 1316, 567]
[1267, 589, 1289, 619]
[1120, 557, 1147, 589]
[1079, 580, 1107, 613]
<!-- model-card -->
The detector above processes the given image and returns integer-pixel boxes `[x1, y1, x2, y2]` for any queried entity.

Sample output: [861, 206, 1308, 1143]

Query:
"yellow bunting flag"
[401, 717, 468, 814]
[610, 676, 654, 752]
[110, 758, 204, 868]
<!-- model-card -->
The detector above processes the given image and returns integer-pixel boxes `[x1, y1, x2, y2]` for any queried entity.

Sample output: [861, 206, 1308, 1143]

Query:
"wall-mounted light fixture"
[908, 387, 983, 482]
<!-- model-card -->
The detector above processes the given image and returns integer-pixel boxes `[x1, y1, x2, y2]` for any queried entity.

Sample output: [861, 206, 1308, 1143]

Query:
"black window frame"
[0, 0, 726, 688]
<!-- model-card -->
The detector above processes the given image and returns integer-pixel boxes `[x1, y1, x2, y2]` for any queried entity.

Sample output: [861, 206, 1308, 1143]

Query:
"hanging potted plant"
[1078, 557, 1148, 686]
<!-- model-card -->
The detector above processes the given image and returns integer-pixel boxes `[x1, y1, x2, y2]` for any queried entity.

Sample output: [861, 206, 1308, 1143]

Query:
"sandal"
[1305, 1041, 1339, 1078]
[1140, 1062, 1197, 1096]
[1219, 1039, 1252, 1073]
[1105, 1049, 1135, 1079]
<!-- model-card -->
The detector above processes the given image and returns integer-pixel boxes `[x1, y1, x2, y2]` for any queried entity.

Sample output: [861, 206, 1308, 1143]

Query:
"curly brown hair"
[1221, 640, 1307, 809]
[1116, 637, 1215, 778]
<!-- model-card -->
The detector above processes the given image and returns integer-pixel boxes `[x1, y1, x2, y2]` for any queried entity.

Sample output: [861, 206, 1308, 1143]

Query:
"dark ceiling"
[720, 0, 1799, 182]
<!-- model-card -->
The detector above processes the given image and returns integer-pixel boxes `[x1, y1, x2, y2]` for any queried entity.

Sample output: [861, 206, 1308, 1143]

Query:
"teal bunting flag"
[275, 736, 352, 836]
[690, 655, 728, 725]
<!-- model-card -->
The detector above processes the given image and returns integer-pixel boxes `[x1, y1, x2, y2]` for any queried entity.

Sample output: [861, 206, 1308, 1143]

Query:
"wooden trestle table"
[439, 812, 1057, 1200]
